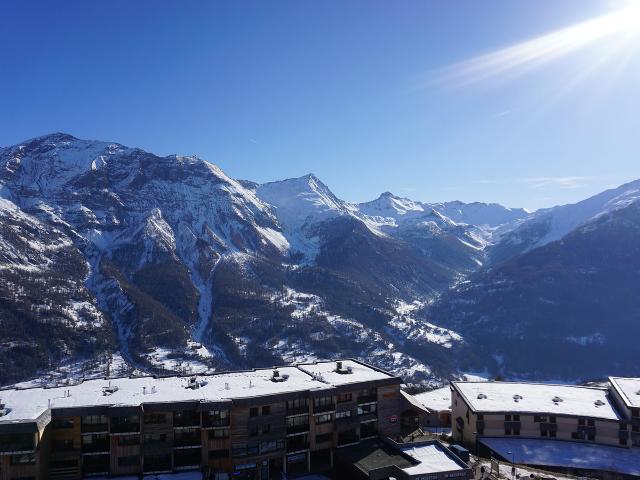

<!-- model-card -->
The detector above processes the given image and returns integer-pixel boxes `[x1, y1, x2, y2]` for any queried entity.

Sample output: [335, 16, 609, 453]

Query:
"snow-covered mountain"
[1, 133, 637, 386]
[490, 179, 640, 263]
[0, 134, 495, 385]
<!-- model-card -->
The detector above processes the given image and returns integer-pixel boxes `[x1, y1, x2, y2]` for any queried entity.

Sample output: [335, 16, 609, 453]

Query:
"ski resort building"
[0, 359, 405, 480]
[451, 377, 640, 476]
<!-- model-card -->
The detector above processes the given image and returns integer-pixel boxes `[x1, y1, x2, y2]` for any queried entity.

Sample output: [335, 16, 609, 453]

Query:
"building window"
[315, 414, 332, 425]
[587, 419, 595, 427]
[578, 418, 585, 426]
[117, 456, 139, 467]
[314, 396, 334, 410]
[505, 414, 512, 421]
[52, 418, 74, 429]
[10, 454, 36, 465]
[513, 414, 520, 421]
[208, 428, 229, 439]
[620, 437, 628, 446]
[337, 392, 353, 403]
[144, 413, 167, 425]
[541, 430, 548, 437]
[262, 424, 271, 434]
[587, 433, 595, 441]
[549, 430, 556, 438]
[549, 416, 557, 424]
[286, 398, 309, 413]
[117, 436, 140, 446]
[534, 415, 547, 423]
[336, 410, 352, 420]
[250, 407, 259, 417]
[357, 403, 377, 416]
[262, 406, 271, 416]
[143, 433, 167, 443]
[249, 425, 259, 437]
[505, 428, 512, 436]
[260, 440, 284, 454]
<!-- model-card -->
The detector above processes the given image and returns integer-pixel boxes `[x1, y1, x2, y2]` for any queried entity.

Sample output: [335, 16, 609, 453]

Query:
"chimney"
[143, 386, 147, 395]
[336, 361, 343, 371]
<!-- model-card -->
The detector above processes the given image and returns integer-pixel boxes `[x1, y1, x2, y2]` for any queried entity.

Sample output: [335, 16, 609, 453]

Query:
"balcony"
[287, 439, 309, 453]
[82, 440, 110, 455]
[111, 421, 140, 434]
[313, 403, 336, 414]
[81, 423, 109, 434]
[0, 436, 35, 454]
[173, 412, 200, 429]
[286, 423, 310, 435]
[357, 394, 377, 404]
[202, 417, 230, 429]
[286, 405, 310, 416]
[174, 429, 201, 448]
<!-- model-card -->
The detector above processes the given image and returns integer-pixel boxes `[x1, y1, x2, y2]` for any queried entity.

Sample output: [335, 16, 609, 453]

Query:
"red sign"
[389, 415, 398, 423]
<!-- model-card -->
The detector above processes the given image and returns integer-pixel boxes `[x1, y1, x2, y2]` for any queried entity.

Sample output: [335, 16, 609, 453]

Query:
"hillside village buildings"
[4, 356, 640, 480]
[0, 360, 469, 480]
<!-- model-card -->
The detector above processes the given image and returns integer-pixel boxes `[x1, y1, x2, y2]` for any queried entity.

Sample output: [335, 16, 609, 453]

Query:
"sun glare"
[434, 4, 640, 86]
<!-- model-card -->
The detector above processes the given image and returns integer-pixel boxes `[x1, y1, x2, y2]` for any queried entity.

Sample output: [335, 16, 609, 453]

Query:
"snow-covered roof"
[400, 442, 468, 474]
[413, 386, 452, 412]
[452, 381, 621, 420]
[609, 377, 640, 409]
[0, 360, 395, 425]
[297, 360, 392, 386]
[480, 437, 640, 476]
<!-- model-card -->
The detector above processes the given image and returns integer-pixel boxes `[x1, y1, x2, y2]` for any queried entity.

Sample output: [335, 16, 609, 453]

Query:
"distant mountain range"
[0, 133, 637, 385]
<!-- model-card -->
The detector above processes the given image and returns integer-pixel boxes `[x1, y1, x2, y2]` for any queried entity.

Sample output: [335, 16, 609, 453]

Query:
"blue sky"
[1, 0, 639, 210]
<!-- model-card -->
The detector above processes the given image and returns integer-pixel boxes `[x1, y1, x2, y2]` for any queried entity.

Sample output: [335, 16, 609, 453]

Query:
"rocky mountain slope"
[1, 132, 637, 385]
[426, 191, 640, 380]
[1, 134, 515, 385]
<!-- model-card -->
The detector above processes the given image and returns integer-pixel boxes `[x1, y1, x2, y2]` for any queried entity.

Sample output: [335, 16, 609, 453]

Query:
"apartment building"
[0, 359, 402, 480]
[450, 380, 625, 450]
[609, 376, 640, 447]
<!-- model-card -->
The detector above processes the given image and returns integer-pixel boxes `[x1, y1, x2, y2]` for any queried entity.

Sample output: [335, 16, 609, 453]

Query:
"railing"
[202, 418, 230, 428]
[286, 423, 310, 435]
[174, 434, 201, 448]
[81, 423, 109, 434]
[0, 441, 35, 453]
[286, 440, 309, 453]
[110, 422, 140, 434]
[313, 403, 336, 414]
[357, 394, 377, 404]
[286, 405, 310, 416]
[81, 441, 110, 454]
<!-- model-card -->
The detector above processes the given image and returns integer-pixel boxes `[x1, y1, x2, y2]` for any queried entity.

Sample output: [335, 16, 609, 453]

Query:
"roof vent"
[335, 361, 353, 375]
[552, 396, 563, 404]
[594, 399, 605, 407]
[271, 369, 289, 383]
[102, 382, 119, 396]
[477, 393, 487, 400]
[513, 394, 523, 402]
[635, 390, 640, 396]
[185, 376, 207, 390]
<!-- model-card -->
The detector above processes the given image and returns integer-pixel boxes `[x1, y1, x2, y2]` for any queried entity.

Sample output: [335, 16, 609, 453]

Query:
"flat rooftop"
[339, 439, 468, 476]
[400, 442, 468, 475]
[0, 359, 396, 425]
[297, 359, 391, 386]
[413, 386, 452, 412]
[452, 381, 621, 420]
[609, 377, 640, 409]
[480, 437, 640, 476]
